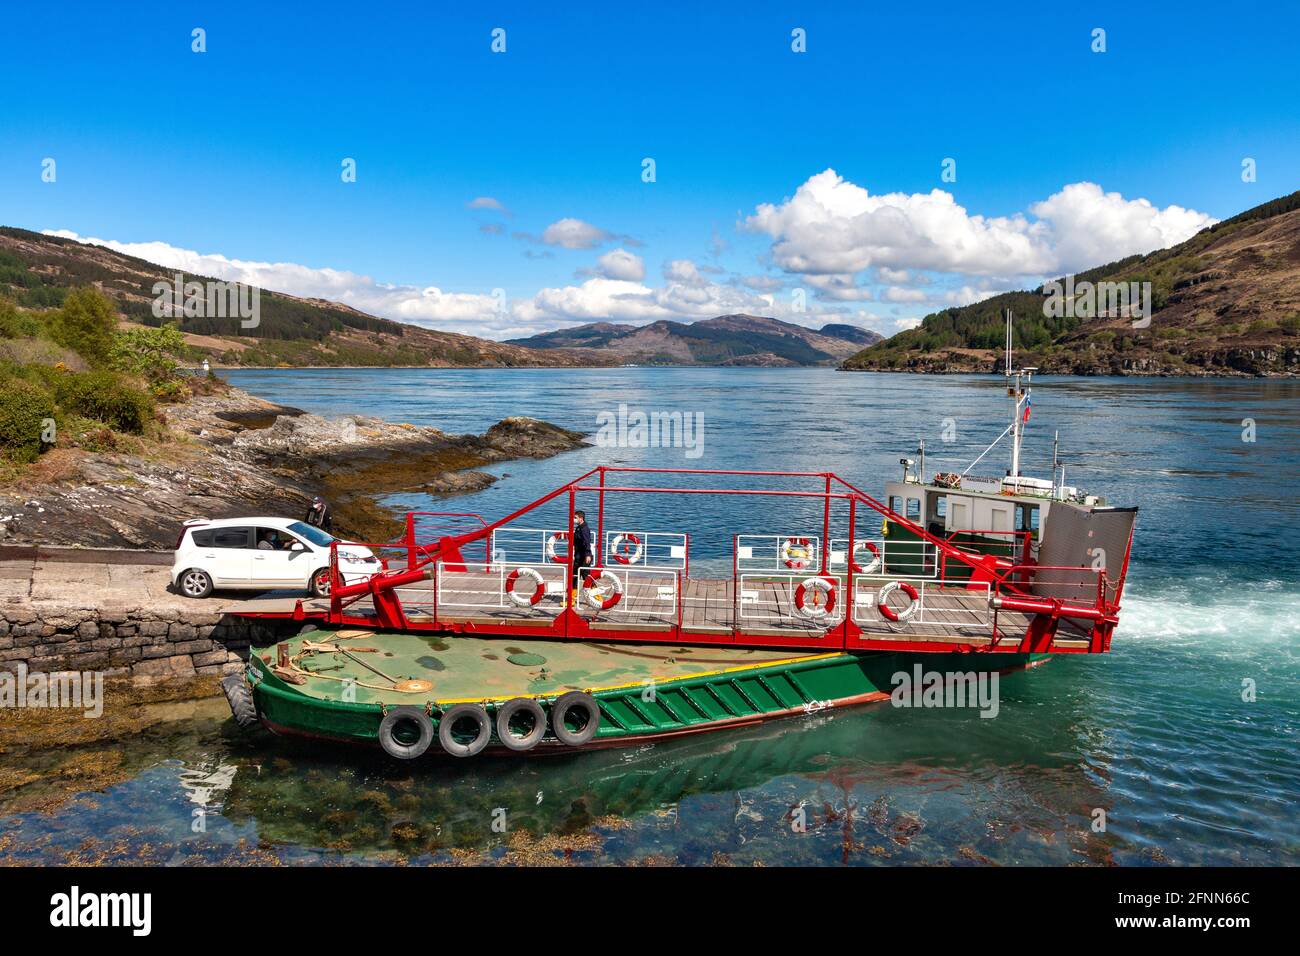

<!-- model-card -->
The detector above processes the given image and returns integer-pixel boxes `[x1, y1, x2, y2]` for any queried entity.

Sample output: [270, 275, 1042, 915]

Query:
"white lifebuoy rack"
[544, 532, 569, 564]
[794, 576, 837, 620]
[582, 569, 625, 610]
[876, 580, 920, 625]
[780, 537, 815, 570]
[609, 532, 644, 565]
[504, 566, 547, 607]
[851, 540, 882, 575]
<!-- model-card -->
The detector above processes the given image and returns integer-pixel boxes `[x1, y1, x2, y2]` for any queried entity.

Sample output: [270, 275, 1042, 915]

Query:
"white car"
[171, 517, 380, 599]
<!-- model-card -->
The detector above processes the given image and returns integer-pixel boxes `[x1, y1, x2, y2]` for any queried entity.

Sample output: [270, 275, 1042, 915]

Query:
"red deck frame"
[243, 466, 1129, 655]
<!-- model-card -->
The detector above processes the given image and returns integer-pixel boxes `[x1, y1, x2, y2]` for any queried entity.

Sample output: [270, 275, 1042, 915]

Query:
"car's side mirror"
[290, 540, 307, 551]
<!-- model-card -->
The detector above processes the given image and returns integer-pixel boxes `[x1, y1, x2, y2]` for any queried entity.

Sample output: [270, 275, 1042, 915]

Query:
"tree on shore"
[49, 287, 117, 367]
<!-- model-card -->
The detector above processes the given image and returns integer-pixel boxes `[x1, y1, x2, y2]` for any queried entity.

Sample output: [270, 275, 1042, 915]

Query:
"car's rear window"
[210, 526, 253, 548]
[190, 529, 215, 547]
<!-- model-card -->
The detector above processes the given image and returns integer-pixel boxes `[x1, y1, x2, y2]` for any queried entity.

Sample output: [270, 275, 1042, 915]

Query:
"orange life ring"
[544, 531, 569, 564]
[610, 532, 643, 565]
[794, 576, 837, 619]
[781, 537, 814, 569]
[505, 566, 546, 607]
[582, 569, 624, 610]
[849, 540, 881, 574]
[877, 581, 920, 623]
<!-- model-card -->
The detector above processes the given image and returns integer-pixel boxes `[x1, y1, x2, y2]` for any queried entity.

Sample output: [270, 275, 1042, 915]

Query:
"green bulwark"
[248, 630, 1043, 753]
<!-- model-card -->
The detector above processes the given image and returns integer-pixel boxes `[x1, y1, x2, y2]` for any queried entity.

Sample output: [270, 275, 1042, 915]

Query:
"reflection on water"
[2, 370, 1297, 865]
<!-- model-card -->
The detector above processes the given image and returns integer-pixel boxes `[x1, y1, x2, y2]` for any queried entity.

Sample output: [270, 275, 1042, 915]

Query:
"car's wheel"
[178, 568, 214, 599]
[310, 568, 331, 598]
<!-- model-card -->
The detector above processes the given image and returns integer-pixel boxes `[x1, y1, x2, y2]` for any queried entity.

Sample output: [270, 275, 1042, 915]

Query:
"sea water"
[1, 369, 1295, 865]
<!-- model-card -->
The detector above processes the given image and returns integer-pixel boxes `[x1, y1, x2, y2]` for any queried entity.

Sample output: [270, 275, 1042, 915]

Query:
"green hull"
[246, 631, 1045, 755]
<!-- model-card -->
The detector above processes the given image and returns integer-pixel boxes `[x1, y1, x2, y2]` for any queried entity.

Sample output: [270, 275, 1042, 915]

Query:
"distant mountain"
[841, 190, 1300, 377]
[507, 314, 883, 366]
[0, 227, 607, 368]
[817, 323, 881, 345]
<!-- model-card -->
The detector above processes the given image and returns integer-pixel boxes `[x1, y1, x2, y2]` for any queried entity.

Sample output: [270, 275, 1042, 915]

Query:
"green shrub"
[109, 323, 191, 382]
[56, 371, 154, 434]
[49, 287, 118, 367]
[0, 379, 56, 463]
[0, 297, 45, 338]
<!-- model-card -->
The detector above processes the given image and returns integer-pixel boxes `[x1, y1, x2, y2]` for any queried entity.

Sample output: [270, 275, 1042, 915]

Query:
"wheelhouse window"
[936, 496, 947, 518]
[906, 498, 921, 521]
[889, 495, 902, 515]
[1016, 504, 1040, 534]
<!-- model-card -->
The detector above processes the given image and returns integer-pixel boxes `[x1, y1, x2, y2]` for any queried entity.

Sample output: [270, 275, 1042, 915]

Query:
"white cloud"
[44, 230, 504, 329]
[593, 248, 645, 281]
[802, 274, 874, 301]
[540, 218, 613, 249]
[467, 196, 510, 215]
[744, 169, 1216, 278]
[876, 267, 912, 284]
[942, 285, 1003, 306]
[1028, 182, 1217, 275]
[882, 286, 928, 303]
[662, 258, 710, 288]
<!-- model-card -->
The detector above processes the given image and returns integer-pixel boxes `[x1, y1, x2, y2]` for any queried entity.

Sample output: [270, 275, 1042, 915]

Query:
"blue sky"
[1, 1, 1297, 338]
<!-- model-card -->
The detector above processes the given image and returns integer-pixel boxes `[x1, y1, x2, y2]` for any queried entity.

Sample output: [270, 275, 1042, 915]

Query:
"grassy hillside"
[842, 190, 1300, 376]
[0, 286, 222, 478]
[0, 228, 604, 368]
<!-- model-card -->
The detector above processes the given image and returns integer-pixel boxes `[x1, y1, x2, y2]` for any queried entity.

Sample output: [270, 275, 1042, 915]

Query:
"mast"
[1003, 309, 1033, 479]
[1052, 430, 1060, 497]
[1006, 309, 1019, 478]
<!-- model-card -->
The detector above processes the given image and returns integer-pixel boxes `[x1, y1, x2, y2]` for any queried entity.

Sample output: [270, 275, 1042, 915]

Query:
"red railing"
[305, 466, 1130, 655]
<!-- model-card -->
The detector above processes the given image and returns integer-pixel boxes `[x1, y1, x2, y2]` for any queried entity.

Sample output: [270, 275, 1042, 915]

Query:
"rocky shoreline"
[0, 385, 587, 549]
[842, 345, 1300, 377]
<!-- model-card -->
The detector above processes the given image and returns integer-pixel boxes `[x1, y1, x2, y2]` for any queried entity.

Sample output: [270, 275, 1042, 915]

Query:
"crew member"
[571, 510, 593, 604]
[305, 496, 333, 532]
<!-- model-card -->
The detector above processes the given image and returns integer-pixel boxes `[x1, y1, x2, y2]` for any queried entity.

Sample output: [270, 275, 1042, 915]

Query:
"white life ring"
[610, 532, 643, 565]
[876, 581, 920, 624]
[582, 569, 624, 610]
[794, 576, 837, 620]
[850, 540, 881, 575]
[505, 566, 546, 607]
[544, 532, 569, 564]
[780, 537, 814, 570]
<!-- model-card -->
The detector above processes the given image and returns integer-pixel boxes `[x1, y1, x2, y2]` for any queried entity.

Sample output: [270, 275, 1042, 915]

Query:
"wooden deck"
[226, 571, 1065, 649]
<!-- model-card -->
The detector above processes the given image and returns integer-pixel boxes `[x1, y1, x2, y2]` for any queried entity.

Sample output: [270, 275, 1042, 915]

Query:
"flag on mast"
[1022, 395, 1032, 423]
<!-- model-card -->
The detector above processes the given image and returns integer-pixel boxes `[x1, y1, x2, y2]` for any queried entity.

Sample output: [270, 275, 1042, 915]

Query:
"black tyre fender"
[550, 691, 601, 747]
[220, 673, 259, 730]
[377, 705, 434, 760]
[438, 703, 492, 758]
[494, 697, 547, 752]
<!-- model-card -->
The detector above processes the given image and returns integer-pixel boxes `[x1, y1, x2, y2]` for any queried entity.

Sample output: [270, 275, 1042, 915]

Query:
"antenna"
[1004, 308, 1012, 377]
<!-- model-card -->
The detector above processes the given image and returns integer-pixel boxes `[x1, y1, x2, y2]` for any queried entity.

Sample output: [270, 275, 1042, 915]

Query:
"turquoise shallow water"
[3, 368, 1296, 865]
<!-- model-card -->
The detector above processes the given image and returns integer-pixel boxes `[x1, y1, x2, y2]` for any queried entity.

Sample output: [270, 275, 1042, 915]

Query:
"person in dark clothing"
[305, 496, 333, 532]
[571, 510, 594, 602]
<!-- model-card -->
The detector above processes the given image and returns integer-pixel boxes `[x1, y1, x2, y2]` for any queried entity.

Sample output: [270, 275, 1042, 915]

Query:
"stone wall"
[0, 604, 298, 679]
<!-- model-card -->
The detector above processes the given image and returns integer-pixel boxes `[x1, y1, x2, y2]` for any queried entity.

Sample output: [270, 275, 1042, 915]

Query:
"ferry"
[224, 352, 1136, 759]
